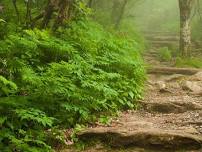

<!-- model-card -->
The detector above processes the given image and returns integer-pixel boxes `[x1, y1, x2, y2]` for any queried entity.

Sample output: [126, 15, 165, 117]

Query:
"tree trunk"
[178, 0, 195, 57]
[111, 0, 128, 29]
[25, 0, 32, 27]
[41, 0, 57, 28]
[88, 0, 94, 8]
[114, 0, 128, 29]
[53, 0, 72, 30]
[12, 0, 20, 22]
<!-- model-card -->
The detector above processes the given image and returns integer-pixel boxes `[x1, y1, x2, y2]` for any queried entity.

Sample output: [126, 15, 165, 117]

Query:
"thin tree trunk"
[12, 0, 20, 22]
[88, 0, 94, 8]
[41, 0, 57, 28]
[114, 0, 128, 29]
[111, 0, 128, 30]
[178, 0, 195, 57]
[25, 0, 32, 27]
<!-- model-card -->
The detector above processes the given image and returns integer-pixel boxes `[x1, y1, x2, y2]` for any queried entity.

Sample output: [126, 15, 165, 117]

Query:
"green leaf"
[129, 91, 134, 99]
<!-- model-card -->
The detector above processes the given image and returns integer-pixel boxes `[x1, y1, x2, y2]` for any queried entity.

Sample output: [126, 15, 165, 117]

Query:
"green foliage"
[0, 107, 54, 151]
[98, 115, 111, 125]
[157, 47, 172, 62]
[0, 76, 18, 96]
[118, 21, 146, 52]
[0, 19, 145, 151]
[15, 108, 55, 127]
[175, 57, 202, 68]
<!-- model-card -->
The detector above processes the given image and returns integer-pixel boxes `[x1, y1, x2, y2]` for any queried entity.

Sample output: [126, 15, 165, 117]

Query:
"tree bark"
[53, 0, 73, 30]
[25, 0, 32, 27]
[111, 0, 128, 29]
[88, 0, 94, 8]
[178, 0, 195, 57]
[41, 0, 57, 28]
[12, 0, 20, 22]
[114, 0, 128, 29]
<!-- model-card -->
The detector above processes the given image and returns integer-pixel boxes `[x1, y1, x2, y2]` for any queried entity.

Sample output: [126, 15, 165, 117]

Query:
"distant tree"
[178, 0, 196, 57]
[111, 0, 143, 29]
[111, 0, 129, 29]
[88, 0, 94, 8]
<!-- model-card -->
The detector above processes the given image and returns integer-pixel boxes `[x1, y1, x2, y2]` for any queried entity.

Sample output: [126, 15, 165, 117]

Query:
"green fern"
[0, 19, 145, 151]
[0, 76, 18, 96]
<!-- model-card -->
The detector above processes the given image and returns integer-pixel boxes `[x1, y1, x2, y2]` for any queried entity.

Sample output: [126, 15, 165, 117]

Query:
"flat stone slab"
[78, 126, 202, 150]
[148, 67, 201, 75]
[141, 100, 202, 113]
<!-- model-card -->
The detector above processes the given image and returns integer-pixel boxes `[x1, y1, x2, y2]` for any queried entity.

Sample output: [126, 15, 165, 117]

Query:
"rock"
[164, 74, 185, 82]
[190, 72, 202, 81]
[148, 67, 200, 75]
[179, 126, 199, 134]
[191, 91, 202, 96]
[199, 112, 202, 117]
[156, 81, 166, 91]
[168, 82, 181, 89]
[141, 101, 202, 114]
[123, 121, 154, 129]
[78, 127, 202, 150]
[146, 83, 156, 91]
[182, 81, 202, 93]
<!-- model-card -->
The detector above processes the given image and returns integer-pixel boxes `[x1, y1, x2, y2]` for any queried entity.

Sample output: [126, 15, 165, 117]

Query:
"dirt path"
[61, 34, 202, 152]
[70, 71, 202, 152]
[62, 68, 202, 151]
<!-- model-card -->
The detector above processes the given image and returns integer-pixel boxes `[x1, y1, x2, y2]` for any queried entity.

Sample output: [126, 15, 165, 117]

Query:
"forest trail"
[64, 32, 202, 152]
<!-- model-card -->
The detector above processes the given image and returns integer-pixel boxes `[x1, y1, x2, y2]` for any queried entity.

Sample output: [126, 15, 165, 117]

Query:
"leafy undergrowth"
[175, 57, 202, 68]
[0, 20, 145, 151]
[157, 47, 172, 62]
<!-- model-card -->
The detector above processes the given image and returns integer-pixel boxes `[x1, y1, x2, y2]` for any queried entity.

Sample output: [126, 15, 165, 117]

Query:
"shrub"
[157, 47, 172, 62]
[175, 57, 202, 68]
[0, 19, 145, 150]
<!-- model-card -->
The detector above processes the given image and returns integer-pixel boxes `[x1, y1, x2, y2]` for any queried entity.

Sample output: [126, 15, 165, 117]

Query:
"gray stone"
[164, 74, 185, 82]
[156, 81, 166, 91]
[183, 81, 202, 93]
[190, 72, 202, 81]
[141, 100, 202, 114]
[78, 127, 202, 150]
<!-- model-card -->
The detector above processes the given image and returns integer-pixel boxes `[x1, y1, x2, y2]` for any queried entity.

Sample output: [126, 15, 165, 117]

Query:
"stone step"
[148, 66, 201, 75]
[78, 118, 202, 151]
[141, 98, 202, 113]
[141, 31, 179, 36]
[143, 53, 158, 58]
[144, 35, 179, 41]
[148, 40, 178, 45]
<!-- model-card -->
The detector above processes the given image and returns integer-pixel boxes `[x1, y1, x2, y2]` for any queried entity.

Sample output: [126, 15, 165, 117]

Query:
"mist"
[131, 0, 180, 32]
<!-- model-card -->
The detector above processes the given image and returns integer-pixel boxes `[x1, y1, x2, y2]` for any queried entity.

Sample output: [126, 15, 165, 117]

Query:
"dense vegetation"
[0, 0, 145, 151]
[1, 0, 202, 151]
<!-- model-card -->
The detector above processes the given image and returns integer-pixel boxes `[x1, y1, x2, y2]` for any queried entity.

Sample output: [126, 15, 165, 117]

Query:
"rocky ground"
[60, 71, 202, 152]
[70, 71, 202, 152]
[60, 33, 202, 152]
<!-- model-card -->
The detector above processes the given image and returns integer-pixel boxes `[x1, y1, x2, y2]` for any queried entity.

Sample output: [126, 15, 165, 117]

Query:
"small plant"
[0, 108, 54, 151]
[98, 115, 111, 125]
[0, 76, 17, 96]
[157, 47, 172, 62]
[175, 57, 202, 68]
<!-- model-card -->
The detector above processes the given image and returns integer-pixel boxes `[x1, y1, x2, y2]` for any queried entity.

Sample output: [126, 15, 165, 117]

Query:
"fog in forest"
[131, 0, 180, 32]
[0, 0, 202, 151]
